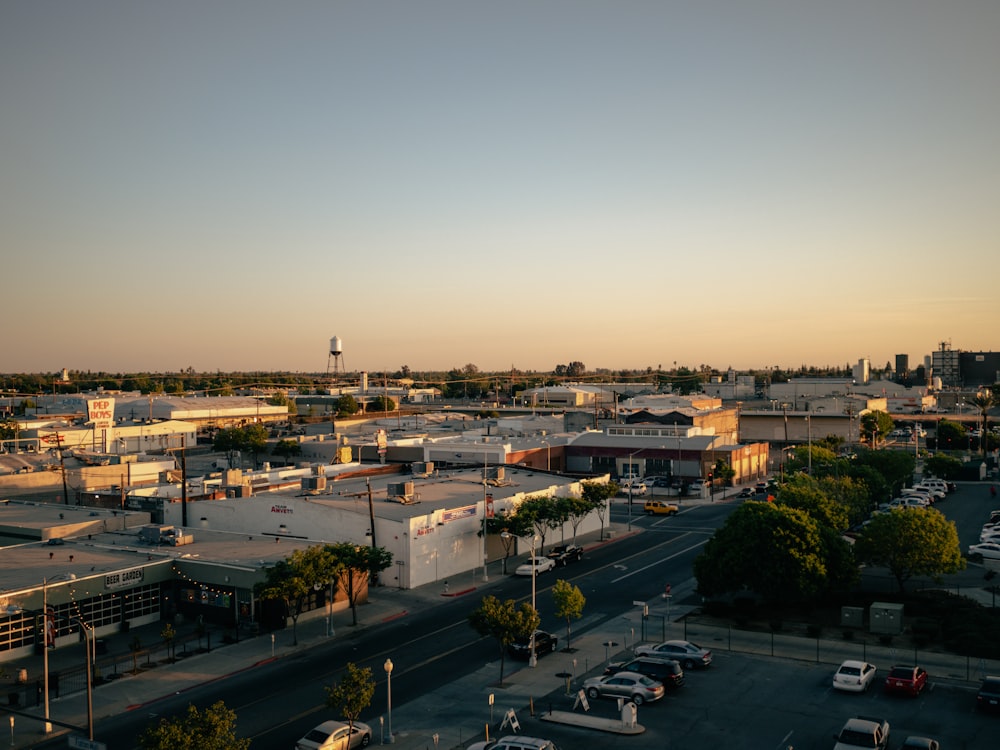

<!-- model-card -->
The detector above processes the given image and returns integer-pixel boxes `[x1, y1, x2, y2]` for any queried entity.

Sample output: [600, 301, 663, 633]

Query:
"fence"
[668, 619, 1000, 684]
[3, 629, 214, 709]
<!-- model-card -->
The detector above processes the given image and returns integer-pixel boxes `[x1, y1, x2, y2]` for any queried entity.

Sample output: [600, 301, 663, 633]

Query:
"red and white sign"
[87, 398, 116, 430]
[485, 494, 494, 519]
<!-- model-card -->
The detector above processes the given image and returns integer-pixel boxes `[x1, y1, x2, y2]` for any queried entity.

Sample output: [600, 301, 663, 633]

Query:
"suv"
[604, 656, 685, 689]
[467, 737, 560, 750]
[644, 500, 679, 516]
[833, 716, 890, 750]
[883, 665, 927, 696]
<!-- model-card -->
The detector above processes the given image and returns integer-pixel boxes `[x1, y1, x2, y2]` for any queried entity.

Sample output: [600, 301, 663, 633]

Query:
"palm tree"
[970, 389, 995, 457]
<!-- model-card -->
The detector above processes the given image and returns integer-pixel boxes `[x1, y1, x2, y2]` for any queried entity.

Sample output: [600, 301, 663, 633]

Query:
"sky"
[2, 1, 999, 377]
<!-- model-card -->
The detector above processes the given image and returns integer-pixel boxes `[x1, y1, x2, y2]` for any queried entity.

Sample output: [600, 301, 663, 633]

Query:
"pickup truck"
[833, 716, 890, 750]
[546, 544, 584, 566]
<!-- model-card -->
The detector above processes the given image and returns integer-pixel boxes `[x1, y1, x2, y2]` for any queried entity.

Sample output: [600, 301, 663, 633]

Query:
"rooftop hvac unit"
[140, 525, 174, 544]
[387, 481, 414, 499]
[482, 466, 505, 482]
[302, 476, 327, 492]
[411, 461, 434, 476]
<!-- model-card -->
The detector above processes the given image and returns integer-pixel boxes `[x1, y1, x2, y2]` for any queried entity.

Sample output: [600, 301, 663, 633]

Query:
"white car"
[618, 479, 648, 497]
[296, 720, 372, 750]
[514, 556, 557, 576]
[833, 660, 878, 692]
[910, 486, 945, 501]
[968, 542, 1000, 560]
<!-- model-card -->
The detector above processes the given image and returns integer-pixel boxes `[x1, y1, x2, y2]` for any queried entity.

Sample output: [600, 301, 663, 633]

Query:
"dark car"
[884, 665, 928, 697]
[736, 488, 755, 499]
[977, 675, 1000, 712]
[605, 657, 684, 689]
[546, 544, 583, 566]
[508, 630, 558, 660]
[899, 738, 939, 750]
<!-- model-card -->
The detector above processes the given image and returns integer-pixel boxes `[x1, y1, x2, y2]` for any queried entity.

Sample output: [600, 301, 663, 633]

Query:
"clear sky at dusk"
[2, 1, 998, 376]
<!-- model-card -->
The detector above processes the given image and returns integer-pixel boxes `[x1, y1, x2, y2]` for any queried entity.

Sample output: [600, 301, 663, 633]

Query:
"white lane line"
[610, 540, 709, 583]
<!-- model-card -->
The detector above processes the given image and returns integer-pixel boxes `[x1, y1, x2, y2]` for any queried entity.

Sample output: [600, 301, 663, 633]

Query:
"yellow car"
[644, 500, 679, 516]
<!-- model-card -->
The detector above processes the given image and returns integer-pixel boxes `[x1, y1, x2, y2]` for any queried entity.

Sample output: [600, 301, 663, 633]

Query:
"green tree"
[777, 474, 850, 531]
[326, 542, 393, 626]
[483, 511, 534, 574]
[693, 502, 835, 604]
[551, 579, 586, 651]
[860, 410, 894, 447]
[212, 427, 244, 468]
[324, 662, 376, 736]
[853, 508, 965, 593]
[254, 545, 339, 645]
[936, 419, 967, 451]
[468, 595, 539, 686]
[558, 495, 598, 543]
[369, 395, 396, 412]
[138, 700, 250, 750]
[160, 623, 176, 663]
[581, 480, 617, 541]
[924, 453, 963, 480]
[272, 439, 302, 466]
[335, 394, 360, 417]
[242, 423, 269, 468]
[516, 495, 569, 555]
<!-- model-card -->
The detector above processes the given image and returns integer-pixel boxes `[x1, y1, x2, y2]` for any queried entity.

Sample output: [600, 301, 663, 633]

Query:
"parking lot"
[495, 649, 995, 749]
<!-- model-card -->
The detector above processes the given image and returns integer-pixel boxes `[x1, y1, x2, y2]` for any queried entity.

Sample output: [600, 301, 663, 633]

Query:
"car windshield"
[839, 666, 860, 676]
[303, 729, 332, 742]
[638, 676, 657, 686]
[889, 667, 913, 678]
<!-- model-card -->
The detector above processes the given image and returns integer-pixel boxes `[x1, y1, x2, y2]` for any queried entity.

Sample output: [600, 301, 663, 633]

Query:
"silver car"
[583, 671, 665, 705]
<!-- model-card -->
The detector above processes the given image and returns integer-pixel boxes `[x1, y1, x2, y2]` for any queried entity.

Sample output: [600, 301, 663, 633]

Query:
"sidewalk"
[1, 521, 699, 750]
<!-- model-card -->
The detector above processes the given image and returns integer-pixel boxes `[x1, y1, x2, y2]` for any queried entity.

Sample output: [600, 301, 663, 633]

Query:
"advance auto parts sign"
[105, 567, 144, 590]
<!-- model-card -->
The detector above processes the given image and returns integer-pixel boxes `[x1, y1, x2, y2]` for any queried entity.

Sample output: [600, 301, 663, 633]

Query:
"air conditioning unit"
[301, 476, 327, 492]
[482, 467, 504, 482]
[387, 481, 414, 499]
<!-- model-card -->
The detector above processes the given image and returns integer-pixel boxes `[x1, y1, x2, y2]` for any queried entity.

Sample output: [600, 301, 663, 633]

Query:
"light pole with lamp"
[384, 658, 394, 743]
[541, 440, 550, 471]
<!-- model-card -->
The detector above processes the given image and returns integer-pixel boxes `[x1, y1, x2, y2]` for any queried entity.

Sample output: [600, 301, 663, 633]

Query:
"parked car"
[583, 671, 665, 705]
[968, 542, 1000, 561]
[296, 720, 372, 750]
[833, 660, 878, 692]
[466, 736, 560, 750]
[508, 630, 558, 660]
[634, 639, 712, 669]
[618, 479, 648, 497]
[604, 656, 685, 689]
[514, 557, 557, 576]
[643, 500, 679, 516]
[899, 737, 939, 750]
[736, 488, 755, 499]
[883, 665, 927, 696]
[976, 675, 1000, 713]
[832, 716, 889, 750]
[545, 544, 583, 565]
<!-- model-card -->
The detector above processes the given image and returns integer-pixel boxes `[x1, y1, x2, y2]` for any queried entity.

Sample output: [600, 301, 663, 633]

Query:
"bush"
[806, 624, 822, 638]
[878, 635, 893, 646]
[842, 630, 854, 640]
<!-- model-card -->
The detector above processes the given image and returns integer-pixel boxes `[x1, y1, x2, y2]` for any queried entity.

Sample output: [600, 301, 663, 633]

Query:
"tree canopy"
[138, 700, 250, 750]
[325, 662, 376, 733]
[551, 578, 586, 650]
[853, 508, 964, 592]
[693, 501, 853, 604]
[468, 595, 539, 686]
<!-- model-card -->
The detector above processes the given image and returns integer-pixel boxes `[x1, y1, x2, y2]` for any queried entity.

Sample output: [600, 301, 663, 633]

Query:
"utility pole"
[367, 478, 378, 585]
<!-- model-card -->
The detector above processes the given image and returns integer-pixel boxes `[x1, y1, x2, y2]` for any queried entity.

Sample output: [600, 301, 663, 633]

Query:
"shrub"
[806, 624, 822, 638]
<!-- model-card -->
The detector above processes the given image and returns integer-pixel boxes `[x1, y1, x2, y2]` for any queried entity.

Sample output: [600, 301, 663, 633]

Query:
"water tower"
[327, 336, 346, 377]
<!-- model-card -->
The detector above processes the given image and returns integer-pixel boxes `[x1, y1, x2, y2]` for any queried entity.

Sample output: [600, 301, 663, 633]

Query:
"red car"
[884, 665, 928, 696]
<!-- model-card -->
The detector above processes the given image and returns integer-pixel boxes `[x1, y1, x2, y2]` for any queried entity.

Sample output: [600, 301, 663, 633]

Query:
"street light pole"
[541, 440, 550, 471]
[384, 658, 394, 743]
